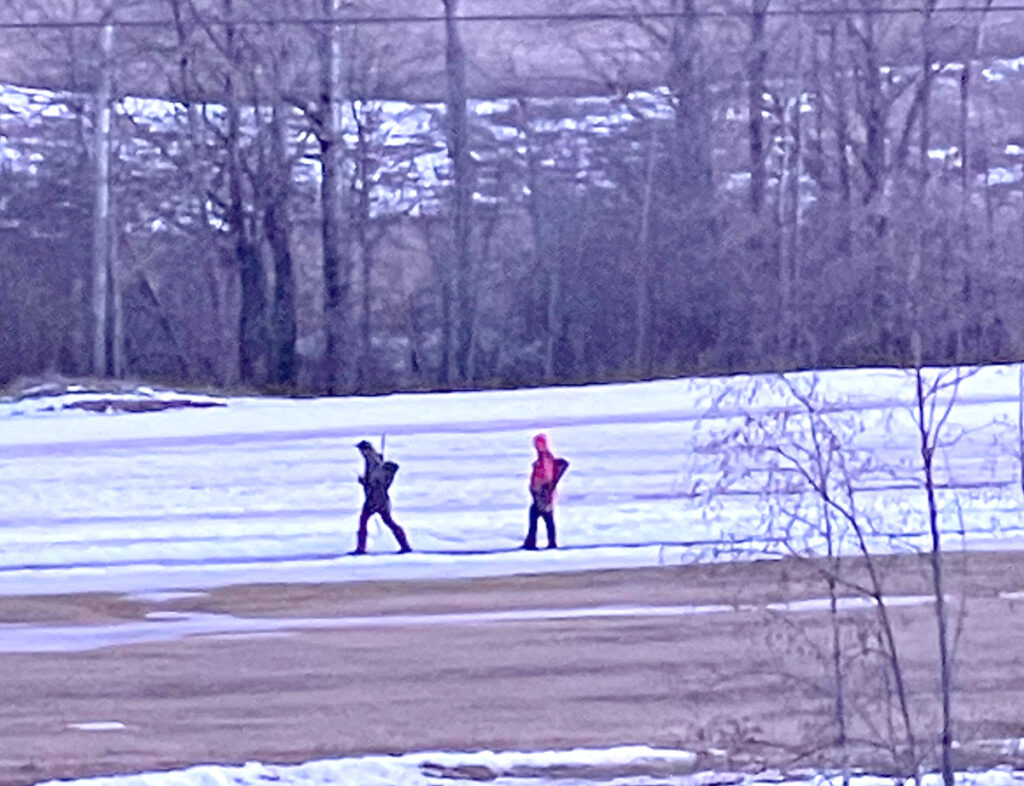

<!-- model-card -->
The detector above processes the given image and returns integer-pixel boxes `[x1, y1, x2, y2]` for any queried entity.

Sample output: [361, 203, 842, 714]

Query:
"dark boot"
[395, 529, 412, 554]
[382, 510, 412, 553]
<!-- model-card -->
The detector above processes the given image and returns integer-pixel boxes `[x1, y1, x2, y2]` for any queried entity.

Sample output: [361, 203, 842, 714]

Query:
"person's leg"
[523, 503, 540, 549]
[353, 506, 372, 554]
[543, 510, 557, 549]
[380, 508, 412, 553]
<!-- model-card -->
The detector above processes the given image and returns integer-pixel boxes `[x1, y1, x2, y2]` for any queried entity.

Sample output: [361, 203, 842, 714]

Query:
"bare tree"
[913, 367, 969, 786]
[708, 375, 921, 775]
[442, 0, 474, 385]
[747, 0, 770, 217]
[828, 20, 854, 252]
[515, 97, 590, 383]
[706, 361, 990, 781]
[317, 0, 351, 394]
[91, 14, 116, 377]
[908, 0, 939, 370]
[222, 2, 269, 385]
[954, 1, 995, 358]
[773, 3, 807, 362]
[516, 97, 553, 381]
[261, 89, 299, 390]
[634, 121, 658, 378]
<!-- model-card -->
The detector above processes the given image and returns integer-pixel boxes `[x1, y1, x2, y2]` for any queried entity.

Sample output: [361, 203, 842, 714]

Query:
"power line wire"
[0, 5, 1018, 32]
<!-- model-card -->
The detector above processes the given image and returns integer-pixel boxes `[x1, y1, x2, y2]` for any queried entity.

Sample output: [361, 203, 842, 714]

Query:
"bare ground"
[2, 551, 1024, 786]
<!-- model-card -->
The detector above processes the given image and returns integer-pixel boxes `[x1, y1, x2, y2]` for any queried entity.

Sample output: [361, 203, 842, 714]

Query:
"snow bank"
[33, 746, 1024, 786]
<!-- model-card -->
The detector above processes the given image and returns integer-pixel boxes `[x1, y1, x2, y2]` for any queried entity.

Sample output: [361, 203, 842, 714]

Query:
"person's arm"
[358, 454, 374, 487]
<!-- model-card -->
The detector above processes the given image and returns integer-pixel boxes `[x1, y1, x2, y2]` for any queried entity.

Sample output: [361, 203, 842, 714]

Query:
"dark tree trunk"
[852, 8, 886, 219]
[668, 0, 714, 212]
[747, 0, 769, 216]
[224, 1, 268, 386]
[91, 20, 114, 377]
[319, 0, 350, 394]
[443, 0, 473, 385]
[265, 100, 297, 389]
[828, 22, 853, 256]
[353, 107, 376, 389]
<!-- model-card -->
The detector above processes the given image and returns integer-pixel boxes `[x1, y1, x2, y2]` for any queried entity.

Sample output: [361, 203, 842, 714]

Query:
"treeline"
[0, 0, 1021, 394]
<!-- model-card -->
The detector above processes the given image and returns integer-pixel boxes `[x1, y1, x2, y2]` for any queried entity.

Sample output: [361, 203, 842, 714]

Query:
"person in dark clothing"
[523, 433, 569, 550]
[352, 439, 412, 555]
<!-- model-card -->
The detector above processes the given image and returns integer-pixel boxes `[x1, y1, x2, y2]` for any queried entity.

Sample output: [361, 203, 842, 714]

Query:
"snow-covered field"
[5, 368, 1024, 786]
[2, 364, 1024, 597]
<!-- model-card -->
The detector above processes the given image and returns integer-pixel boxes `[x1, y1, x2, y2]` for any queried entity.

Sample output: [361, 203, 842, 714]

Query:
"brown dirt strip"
[1, 551, 1023, 786]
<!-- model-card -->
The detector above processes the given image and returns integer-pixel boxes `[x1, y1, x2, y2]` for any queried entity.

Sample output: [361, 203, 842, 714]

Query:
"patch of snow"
[66, 722, 126, 732]
[0, 386, 225, 418]
[143, 611, 193, 621]
[34, 746, 699, 786]
[31, 749, 1024, 786]
[988, 164, 1023, 185]
[130, 591, 208, 603]
[765, 595, 933, 614]
[726, 171, 752, 191]
[929, 146, 958, 162]
[473, 98, 513, 116]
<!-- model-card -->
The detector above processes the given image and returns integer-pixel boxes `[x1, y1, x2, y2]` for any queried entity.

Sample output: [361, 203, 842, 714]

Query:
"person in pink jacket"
[522, 433, 569, 550]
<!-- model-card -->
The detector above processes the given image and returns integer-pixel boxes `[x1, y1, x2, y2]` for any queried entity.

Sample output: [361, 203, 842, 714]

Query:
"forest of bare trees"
[0, 0, 1021, 394]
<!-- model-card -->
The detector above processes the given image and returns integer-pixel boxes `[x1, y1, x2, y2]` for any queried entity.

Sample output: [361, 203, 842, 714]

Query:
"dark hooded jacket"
[357, 442, 399, 512]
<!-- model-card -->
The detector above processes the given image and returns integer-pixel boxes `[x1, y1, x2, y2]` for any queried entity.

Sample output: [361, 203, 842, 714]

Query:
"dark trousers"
[356, 504, 411, 553]
[523, 502, 557, 549]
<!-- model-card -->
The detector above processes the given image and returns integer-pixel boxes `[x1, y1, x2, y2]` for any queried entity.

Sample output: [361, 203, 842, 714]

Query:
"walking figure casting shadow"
[352, 439, 412, 555]
[523, 433, 569, 550]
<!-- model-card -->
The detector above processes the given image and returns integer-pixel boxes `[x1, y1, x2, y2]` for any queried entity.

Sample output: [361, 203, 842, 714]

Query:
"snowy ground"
[2, 364, 1024, 596]
[5, 368, 1024, 786]
[32, 745, 1024, 786]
